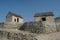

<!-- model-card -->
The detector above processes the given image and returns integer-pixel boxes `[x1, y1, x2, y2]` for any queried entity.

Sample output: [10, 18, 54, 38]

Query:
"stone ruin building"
[4, 12, 24, 29]
[34, 12, 57, 33]
[0, 11, 60, 40]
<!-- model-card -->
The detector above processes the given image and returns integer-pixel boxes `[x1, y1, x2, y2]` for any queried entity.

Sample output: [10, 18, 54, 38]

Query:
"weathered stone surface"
[0, 28, 60, 40]
[0, 28, 37, 40]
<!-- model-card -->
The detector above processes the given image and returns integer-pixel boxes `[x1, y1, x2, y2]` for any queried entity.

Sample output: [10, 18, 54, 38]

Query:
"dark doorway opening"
[42, 17, 46, 21]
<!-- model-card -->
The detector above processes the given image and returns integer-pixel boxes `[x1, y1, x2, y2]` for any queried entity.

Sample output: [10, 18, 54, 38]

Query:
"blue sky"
[0, 0, 60, 22]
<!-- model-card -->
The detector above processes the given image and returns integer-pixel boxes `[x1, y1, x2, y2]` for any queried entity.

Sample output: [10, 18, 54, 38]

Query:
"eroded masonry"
[0, 12, 60, 40]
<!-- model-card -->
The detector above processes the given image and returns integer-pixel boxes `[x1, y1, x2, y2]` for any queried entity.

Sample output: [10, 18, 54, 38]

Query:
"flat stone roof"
[34, 12, 54, 17]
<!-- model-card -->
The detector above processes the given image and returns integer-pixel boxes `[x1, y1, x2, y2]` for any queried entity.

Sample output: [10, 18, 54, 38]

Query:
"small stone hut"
[34, 12, 56, 33]
[4, 12, 24, 29]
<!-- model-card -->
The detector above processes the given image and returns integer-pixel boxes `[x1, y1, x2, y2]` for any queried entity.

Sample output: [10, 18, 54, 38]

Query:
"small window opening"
[42, 17, 46, 21]
[17, 18, 19, 22]
[14, 19, 16, 22]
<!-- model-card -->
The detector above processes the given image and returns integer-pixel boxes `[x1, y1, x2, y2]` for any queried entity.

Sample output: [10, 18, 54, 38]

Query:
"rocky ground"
[36, 32, 60, 40]
[0, 28, 60, 40]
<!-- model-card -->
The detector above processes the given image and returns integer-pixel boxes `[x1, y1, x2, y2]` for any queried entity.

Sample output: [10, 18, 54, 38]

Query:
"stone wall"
[4, 22, 23, 29]
[55, 18, 60, 31]
[0, 28, 60, 40]
[12, 16, 24, 24]
[0, 28, 37, 40]
[34, 17, 41, 22]
[20, 22, 44, 33]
